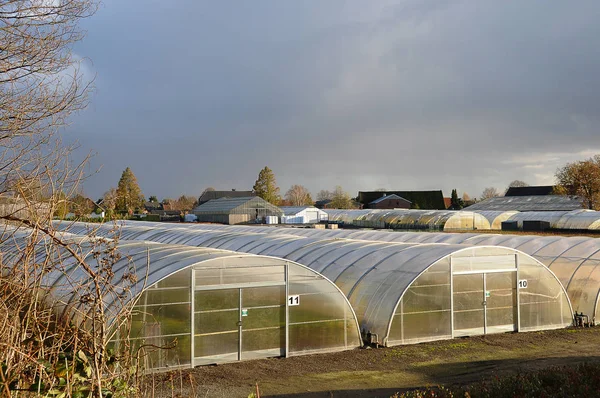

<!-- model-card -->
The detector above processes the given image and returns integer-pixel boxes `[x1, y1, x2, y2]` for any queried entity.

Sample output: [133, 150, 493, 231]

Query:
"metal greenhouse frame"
[1, 231, 361, 370]
[186, 225, 600, 323]
[58, 222, 574, 347]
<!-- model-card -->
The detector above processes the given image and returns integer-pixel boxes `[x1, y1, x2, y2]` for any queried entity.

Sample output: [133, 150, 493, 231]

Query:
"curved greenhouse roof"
[166, 225, 600, 321]
[471, 211, 519, 230]
[57, 222, 573, 346]
[1, 230, 361, 369]
[327, 209, 600, 231]
[503, 211, 570, 229]
[327, 209, 491, 230]
[465, 195, 583, 211]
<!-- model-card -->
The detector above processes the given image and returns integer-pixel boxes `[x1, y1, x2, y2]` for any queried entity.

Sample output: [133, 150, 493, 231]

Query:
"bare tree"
[0, 0, 95, 141]
[480, 187, 500, 200]
[316, 189, 333, 201]
[505, 180, 529, 194]
[0, 2, 160, 396]
[166, 194, 197, 211]
[285, 184, 313, 206]
[100, 187, 117, 216]
[508, 180, 529, 188]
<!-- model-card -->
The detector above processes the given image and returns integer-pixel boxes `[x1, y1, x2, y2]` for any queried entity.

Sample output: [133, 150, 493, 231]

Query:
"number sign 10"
[288, 295, 300, 306]
[518, 280, 528, 289]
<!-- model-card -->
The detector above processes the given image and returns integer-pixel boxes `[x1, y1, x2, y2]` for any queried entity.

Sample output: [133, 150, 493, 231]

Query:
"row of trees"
[252, 166, 358, 208]
[96, 168, 198, 217]
[85, 156, 600, 217]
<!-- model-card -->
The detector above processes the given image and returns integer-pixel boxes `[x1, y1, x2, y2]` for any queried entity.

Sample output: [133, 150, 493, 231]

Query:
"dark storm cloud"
[66, 0, 600, 200]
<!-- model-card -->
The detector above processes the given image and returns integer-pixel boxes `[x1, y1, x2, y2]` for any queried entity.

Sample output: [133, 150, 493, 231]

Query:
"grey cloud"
[66, 0, 600, 200]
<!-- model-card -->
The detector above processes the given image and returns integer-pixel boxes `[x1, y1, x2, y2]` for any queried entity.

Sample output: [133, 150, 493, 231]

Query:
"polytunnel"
[57, 222, 573, 346]
[471, 211, 519, 230]
[502, 211, 569, 229]
[0, 231, 361, 369]
[225, 226, 600, 324]
[326, 209, 491, 230]
[553, 210, 600, 230]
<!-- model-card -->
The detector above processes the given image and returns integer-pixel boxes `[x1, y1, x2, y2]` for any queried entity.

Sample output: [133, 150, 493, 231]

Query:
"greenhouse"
[471, 211, 519, 230]
[200, 226, 600, 322]
[191, 196, 283, 224]
[0, 231, 361, 369]
[507, 209, 600, 231]
[466, 195, 584, 211]
[59, 222, 573, 346]
[327, 209, 491, 230]
[326, 209, 600, 231]
[502, 211, 570, 229]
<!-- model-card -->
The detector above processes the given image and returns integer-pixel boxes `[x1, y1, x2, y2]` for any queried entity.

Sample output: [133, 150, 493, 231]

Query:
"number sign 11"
[288, 295, 300, 306]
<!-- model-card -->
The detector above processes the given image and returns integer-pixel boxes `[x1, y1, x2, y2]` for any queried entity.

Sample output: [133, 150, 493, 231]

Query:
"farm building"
[358, 190, 446, 210]
[192, 196, 283, 224]
[1, 231, 361, 370]
[280, 206, 328, 224]
[60, 222, 573, 347]
[504, 186, 557, 197]
[367, 194, 411, 210]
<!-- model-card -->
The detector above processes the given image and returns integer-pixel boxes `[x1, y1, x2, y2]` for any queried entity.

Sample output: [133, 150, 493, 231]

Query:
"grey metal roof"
[192, 196, 283, 215]
[466, 195, 583, 211]
[197, 190, 255, 204]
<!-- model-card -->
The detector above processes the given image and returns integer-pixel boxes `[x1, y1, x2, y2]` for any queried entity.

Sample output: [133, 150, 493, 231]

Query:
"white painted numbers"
[288, 295, 300, 306]
[518, 279, 528, 289]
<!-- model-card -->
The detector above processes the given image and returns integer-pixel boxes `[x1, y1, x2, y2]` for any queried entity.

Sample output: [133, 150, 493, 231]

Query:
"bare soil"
[149, 327, 600, 397]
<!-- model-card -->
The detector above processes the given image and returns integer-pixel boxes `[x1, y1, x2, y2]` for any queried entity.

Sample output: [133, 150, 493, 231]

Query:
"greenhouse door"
[192, 283, 286, 365]
[240, 286, 286, 360]
[452, 272, 517, 337]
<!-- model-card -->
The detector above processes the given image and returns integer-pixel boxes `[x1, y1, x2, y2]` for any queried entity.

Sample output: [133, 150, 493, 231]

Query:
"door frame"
[191, 263, 290, 366]
[450, 254, 520, 338]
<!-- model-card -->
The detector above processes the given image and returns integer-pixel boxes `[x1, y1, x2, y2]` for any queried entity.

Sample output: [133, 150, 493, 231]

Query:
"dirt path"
[151, 327, 600, 397]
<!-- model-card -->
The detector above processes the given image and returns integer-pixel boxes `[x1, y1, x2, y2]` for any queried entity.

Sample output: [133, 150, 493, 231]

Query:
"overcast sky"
[66, 0, 600, 201]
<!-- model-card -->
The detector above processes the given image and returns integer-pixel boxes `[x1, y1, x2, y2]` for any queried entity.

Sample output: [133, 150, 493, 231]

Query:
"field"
[150, 327, 600, 397]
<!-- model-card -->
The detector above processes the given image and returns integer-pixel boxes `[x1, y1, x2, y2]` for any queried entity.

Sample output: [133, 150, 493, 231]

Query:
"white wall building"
[280, 206, 328, 224]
